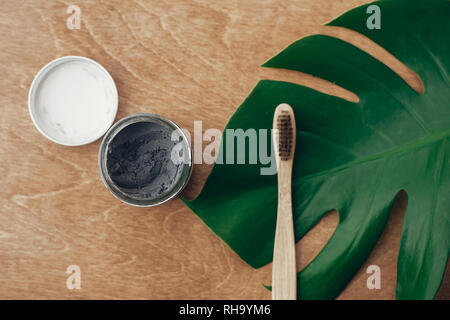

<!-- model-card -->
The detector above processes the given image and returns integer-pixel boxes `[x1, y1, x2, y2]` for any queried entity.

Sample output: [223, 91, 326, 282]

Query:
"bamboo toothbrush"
[272, 103, 297, 300]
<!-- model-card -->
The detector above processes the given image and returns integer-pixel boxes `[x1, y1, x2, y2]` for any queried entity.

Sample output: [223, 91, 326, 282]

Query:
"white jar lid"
[28, 56, 118, 146]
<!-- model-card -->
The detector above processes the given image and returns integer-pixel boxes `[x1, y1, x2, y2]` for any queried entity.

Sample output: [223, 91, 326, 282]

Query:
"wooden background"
[0, 0, 448, 299]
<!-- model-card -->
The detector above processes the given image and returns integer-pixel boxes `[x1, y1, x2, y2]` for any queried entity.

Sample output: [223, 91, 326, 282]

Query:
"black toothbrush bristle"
[276, 110, 293, 161]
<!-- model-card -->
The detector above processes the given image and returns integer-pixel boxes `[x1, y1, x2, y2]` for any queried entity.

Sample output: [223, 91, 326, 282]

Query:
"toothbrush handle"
[272, 162, 297, 300]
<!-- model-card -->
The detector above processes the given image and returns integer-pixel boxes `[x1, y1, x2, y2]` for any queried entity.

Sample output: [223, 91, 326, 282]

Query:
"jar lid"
[28, 56, 118, 146]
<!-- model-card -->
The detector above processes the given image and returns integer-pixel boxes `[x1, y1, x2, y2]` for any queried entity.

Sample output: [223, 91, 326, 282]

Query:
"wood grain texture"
[0, 0, 448, 299]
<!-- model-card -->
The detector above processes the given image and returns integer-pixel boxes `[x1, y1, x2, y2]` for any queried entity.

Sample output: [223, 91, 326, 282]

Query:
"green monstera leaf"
[183, 0, 450, 299]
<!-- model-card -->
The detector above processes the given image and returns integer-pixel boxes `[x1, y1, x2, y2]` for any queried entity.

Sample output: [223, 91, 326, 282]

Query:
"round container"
[28, 56, 118, 146]
[98, 113, 192, 207]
